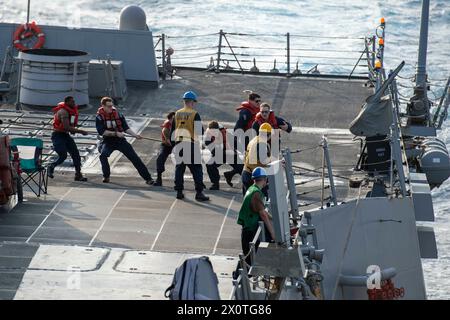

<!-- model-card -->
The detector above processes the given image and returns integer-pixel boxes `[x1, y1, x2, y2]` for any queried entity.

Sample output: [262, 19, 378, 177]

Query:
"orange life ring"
[13, 22, 45, 51]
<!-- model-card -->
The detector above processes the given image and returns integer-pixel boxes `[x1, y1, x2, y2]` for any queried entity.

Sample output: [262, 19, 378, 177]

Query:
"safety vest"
[174, 107, 198, 142]
[244, 136, 271, 173]
[52, 102, 79, 132]
[236, 102, 260, 131]
[97, 106, 124, 132]
[237, 184, 265, 231]
[254, 111, 279, 129]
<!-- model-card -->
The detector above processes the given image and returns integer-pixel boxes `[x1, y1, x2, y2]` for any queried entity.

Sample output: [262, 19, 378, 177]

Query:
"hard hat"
[252, 167, 267, 179]
[183, 91, 197, 102]
[259, 123, 272, 134]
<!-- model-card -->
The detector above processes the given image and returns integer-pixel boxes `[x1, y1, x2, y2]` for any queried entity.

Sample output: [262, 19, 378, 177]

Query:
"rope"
[166, 32, 218, 38]
[172, 46, 218, 52]
[170, 52, 217, 60]
[299, 196, 331, 207]
[397, 74, 415, 80]
[428, 77, 450, 82]
[289, 145, 322, 154]
[226, 32, 364, 40]
[331, 181, 365, 299]
[172, 60, 211, 66]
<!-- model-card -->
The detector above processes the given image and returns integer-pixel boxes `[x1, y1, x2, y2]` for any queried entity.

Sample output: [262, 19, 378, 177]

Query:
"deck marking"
[150, 199, 177, 250]
[88, 190, 127, 246]
[212, 196, 235, 255]
[26, 187, 74, 243]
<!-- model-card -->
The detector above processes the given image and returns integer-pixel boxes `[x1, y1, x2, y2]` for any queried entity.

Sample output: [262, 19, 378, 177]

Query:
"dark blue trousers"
[173, 142, 204, 192]
[99, 138, 151, 181]
[50, 131, 82, 172]
[206, 160, 243, 184]
[156, 144, 173, 174]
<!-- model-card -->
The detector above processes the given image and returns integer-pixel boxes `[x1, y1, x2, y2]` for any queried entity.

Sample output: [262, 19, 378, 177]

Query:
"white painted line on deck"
[26, 187, 74, 243]
[150, 199, 177, 251]
[212, 196, 235, 255]
[88, 190, 127, 246]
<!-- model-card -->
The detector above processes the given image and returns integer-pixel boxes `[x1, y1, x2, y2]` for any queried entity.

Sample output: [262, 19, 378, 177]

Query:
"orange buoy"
[13, 22, 45, 51]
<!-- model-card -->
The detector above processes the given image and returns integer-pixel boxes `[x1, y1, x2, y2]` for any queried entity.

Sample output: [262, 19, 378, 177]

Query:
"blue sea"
[0, 0, 449, 299]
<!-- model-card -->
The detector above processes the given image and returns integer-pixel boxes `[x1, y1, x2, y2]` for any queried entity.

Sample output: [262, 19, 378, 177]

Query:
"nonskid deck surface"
[0, 182, 241, 299]
[0, 70, 371, 299]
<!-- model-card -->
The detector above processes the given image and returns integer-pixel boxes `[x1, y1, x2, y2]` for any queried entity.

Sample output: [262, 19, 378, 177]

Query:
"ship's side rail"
[152, 30, 375, 80]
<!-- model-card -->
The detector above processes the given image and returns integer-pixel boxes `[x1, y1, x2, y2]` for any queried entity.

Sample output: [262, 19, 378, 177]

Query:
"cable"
[331, 181, 365, 299]
[166, 32, 218, 39]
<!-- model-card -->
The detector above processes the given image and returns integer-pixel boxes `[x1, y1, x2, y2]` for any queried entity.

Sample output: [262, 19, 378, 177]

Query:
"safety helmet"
[252, 167, 267, 179]
[183, 91, 198, 102]
[259, 123, 272, 134]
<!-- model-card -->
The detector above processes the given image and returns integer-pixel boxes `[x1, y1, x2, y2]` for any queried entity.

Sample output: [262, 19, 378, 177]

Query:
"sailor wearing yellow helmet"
[241, 122, 276, 196]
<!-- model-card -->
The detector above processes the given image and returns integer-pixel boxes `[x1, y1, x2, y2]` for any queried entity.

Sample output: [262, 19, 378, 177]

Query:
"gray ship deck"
[0, 69, 372, 299]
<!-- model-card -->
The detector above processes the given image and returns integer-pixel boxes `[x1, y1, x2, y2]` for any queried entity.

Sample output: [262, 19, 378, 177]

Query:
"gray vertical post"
[433, 77, 450, 126]
[267, 161, 291, 245]
[258, 221, 266, 242]
[0, 46, 11, 81]
[322, 136, 338, 206]
[283, 149, 300, 219]
[216, 30, 223, 73]
[391, 127, 407, 197]
[106, 56, 117, 98]
[102, 60, 111, 97]
[371, 36, 376, 72]
[15, 58, 23, 111]
[286, 32, 290, 76]
[71, 61, 78, 98]
[26, 0, 31, 24]
[416, 0, 429, 90]
[380, 22, 385, 66]
[321, 148, 325, 209]
[161, 34, 166, 80]
[364, 38, 372, 81]
[436, 78, 450, 129]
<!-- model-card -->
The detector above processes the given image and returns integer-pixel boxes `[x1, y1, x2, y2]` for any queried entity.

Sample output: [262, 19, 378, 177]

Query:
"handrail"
[153, 29, 370, 77]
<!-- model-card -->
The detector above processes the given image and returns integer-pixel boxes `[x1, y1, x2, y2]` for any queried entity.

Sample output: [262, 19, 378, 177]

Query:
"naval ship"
[0, 0, 449, 300]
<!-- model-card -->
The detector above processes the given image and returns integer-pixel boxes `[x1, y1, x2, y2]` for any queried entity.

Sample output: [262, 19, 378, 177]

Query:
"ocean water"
[0, 0, 449, 298]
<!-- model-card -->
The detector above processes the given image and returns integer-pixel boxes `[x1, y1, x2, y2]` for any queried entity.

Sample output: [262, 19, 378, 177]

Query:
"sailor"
[234, 92, 261, 134]
[96, 97, 154, 185]
[226, 92, 262, 186]
[204, 120, 243, 190]
[153, 111, 176, 186]
[171, 91, 209, 201]
[242, 123, 275, 196]
[47, 96, 88, 181]
[237, 167, 275, 267]
[252, 102, 292, 135]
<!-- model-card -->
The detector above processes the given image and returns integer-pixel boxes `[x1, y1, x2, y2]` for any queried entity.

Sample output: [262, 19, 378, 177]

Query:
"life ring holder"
[13, 22, 46, 51]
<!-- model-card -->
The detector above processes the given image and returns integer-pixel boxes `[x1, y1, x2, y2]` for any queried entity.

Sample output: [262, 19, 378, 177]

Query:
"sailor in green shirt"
[237, 167, 275, 267]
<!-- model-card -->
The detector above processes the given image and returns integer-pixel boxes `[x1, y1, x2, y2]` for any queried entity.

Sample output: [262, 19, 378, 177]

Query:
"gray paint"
[310, 197, 427, 299]
[0, 23, 159, 83]
[417, 226, 438, 259]
[411, 182, 435, 221]
[88, 59, 128, 99]
[401, 125, 436, 137]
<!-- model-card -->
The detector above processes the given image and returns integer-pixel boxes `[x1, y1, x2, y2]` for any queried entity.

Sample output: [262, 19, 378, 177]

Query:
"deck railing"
[153, 29, 379, 80]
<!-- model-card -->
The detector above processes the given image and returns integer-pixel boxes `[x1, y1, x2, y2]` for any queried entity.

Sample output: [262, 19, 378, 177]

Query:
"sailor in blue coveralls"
[95, 97, 154, 185]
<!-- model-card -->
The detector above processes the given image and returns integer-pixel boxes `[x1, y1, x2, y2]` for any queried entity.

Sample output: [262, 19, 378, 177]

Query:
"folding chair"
[10, 137, 48, 197]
